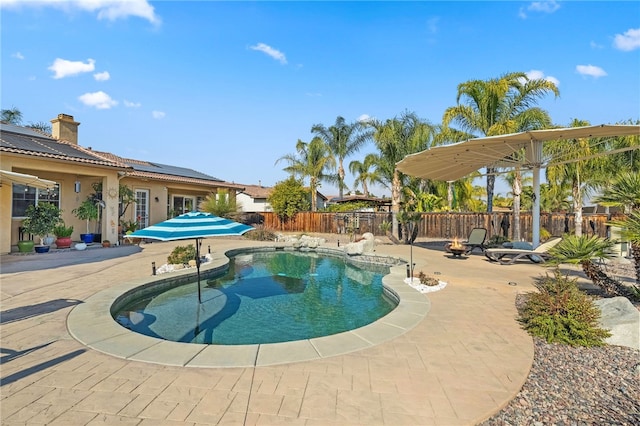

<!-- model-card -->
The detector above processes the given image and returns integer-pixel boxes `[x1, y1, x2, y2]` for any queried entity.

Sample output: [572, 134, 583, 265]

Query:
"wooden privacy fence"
[251, 211, 613, 241]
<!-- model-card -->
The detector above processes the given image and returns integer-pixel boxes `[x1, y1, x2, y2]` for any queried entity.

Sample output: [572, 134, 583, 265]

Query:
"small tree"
[268, 176, 310, 223]
[72, 199, 99, 234]
[22, 202, 62, 245]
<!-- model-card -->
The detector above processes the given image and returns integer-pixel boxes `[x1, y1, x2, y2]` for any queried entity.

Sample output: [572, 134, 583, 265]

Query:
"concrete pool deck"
[1, 237, 559, 425]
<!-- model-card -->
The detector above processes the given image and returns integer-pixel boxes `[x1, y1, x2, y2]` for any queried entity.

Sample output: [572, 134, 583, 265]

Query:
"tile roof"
[240, 184, 272, 198]
[0, 123, 125, 168]
[1, 122, 244, 190]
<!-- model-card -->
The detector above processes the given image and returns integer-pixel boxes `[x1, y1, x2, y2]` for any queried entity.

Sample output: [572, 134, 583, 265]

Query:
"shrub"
[519, 268, 611, 347]
[244, 225, 277, 241]
[417, 271, 440, 286]
[486, 234, 510, 247]
[167, 244, 196, 265]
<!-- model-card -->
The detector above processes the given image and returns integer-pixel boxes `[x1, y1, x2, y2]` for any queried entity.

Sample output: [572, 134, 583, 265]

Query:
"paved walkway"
[1, 237, 550, 425]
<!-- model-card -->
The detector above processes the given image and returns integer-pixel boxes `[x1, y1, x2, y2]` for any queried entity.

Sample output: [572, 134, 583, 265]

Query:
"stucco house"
[0, 113, 243, 254]
[237, 183, 328, 213]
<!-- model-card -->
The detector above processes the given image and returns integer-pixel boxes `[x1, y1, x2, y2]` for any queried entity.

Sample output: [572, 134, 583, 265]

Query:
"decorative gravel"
[482, 294, 640, 426]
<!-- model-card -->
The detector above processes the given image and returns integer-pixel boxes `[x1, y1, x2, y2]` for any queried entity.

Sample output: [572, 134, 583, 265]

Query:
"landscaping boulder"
[595, 296, 640, 350]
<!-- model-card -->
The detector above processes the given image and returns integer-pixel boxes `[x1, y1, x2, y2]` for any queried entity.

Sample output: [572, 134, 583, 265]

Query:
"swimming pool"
[113, 250, 397, 345]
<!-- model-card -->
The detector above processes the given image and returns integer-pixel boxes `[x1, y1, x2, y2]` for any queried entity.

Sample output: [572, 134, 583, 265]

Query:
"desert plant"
[417, 271, 439, 286]
[486, 234, 510, 248]
[244, 225, 277, 241]
[53, 223, 74, 238]
[548, 234, 637, 300]
[21, 202, 62, 245]
[167, 244, 196, 265]
[519, 268, 611, 346]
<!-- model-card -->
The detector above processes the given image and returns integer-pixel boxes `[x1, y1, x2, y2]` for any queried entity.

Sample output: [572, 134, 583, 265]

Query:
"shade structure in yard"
[126, 211, 254, 303]
[396, 124, 640, 246]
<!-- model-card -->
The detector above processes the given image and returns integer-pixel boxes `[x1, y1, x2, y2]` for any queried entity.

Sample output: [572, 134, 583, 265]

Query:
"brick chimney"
[51, 113, 80, 145]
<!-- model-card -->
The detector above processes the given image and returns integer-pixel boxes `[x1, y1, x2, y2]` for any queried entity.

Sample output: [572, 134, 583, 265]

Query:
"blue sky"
[2, 1, 639, 198]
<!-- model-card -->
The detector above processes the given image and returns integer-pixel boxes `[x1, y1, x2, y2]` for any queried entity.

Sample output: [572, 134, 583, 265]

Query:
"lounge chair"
[444, 227, 487, 254]
[484, 237, 562, 265]
[463, 228, 488, 253]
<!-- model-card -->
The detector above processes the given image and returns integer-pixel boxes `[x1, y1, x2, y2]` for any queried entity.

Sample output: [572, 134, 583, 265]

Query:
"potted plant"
[73, 199, 99, 244]
[101, 240, 111, 248]
[21, 202, 62, 253]
[53, 223, 74, 249]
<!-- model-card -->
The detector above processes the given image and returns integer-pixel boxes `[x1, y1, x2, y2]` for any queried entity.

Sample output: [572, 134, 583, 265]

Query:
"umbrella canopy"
[127, 211, 254, 304]
[127, 211, 254, 241]
[396, 124, 640, 246]
[0, 170, 57, 190]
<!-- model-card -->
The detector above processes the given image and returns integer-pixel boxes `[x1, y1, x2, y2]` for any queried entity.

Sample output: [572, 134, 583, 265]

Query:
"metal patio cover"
[0, 170, 57, 190]
[396, 124, 640, 182]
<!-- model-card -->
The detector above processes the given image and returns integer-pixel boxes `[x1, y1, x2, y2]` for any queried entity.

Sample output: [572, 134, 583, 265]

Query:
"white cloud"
[590, 41, 604, 49]
[94, 71, 110, 81]
[152, 111, 166, 119]
[613, 28, 640, 51]
[519, 0, 560, 19]
[357, 114, 373, 123]
[78, 91, 117, 109]
[249, 43, 287, 64]
[0, 0, 160, 25]
[124, 100, 141, 108]
[576, 64, 607, 78]
[525, 69, 560, 87]
[48, 58, 95, 79]
[12, 52, 24, 60]
[426, 17, 439, 34]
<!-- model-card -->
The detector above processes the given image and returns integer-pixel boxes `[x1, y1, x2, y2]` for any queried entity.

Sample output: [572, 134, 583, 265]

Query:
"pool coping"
[67, 246, 431, 368]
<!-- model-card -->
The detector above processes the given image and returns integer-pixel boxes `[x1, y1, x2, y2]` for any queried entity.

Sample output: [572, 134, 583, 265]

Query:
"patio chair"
[444, 227, 487, 254]
[484, 237, 562, 265]
[463, 227, 488, 253]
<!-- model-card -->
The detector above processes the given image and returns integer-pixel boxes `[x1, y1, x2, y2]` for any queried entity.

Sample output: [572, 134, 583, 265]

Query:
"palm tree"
[546, 119, 609, 236]
[549, 235, 638, 300]
[311, 116, 372, 199]
[1, 107, 23, 124]
[608, 211, 640, 287]
[442, 72, 559, 214]
[348, 153, 381, 197]
[367, 111, 436, 239]
[276, 137, 335, 211]
[593, 172, 640, 285]
[593, 172, 640, 212]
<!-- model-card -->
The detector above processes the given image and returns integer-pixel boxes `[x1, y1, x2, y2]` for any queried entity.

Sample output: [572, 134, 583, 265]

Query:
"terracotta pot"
[55, 237, 72, 249]
[102, 241, 111, 248]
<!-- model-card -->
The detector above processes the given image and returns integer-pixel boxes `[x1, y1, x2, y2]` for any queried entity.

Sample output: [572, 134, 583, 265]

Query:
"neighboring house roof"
[239, 184, 272, 199]
[0, 123, 126, 168]
[330, 195, 390, 204]
[91, 150, 245, 190]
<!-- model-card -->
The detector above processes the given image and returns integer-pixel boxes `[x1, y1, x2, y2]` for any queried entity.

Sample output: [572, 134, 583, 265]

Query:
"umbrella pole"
[196, 238, 202, 304]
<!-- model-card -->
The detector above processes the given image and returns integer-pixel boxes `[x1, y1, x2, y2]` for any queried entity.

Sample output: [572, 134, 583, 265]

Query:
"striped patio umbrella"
[127, 211, 254, 302]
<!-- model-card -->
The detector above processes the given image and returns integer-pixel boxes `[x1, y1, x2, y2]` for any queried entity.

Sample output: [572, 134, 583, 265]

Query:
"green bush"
[167, 244, 196, 265]
[519, 268, 611, 347]
[244, 225, 277, 241]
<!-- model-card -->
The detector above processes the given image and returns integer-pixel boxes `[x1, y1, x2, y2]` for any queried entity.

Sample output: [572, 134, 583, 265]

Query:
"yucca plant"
[548, 235, 637, 300]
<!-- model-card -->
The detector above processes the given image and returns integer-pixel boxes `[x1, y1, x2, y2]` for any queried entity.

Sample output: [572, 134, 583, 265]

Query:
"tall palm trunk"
[486, 168, 495, 212]
[512, 167, 522, 241]
[573, 173, 583, 237]
[338, 162, 345, 199]
[391, 170, 401, 239]
[581, 260, 635, 298]
[632, 241, 640, 286]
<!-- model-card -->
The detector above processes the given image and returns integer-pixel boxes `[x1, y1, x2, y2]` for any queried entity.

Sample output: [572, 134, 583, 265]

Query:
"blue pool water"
[113, 251, 396, 345]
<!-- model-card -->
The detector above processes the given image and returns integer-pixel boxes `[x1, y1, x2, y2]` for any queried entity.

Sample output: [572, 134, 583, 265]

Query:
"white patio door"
[135, 189, 149, 229]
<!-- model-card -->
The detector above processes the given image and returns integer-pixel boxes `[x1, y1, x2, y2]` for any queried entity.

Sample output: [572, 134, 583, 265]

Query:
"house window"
[134, 190, 149, 229]
[172, 196, 195, 216]
[12, 184, 60, 218]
